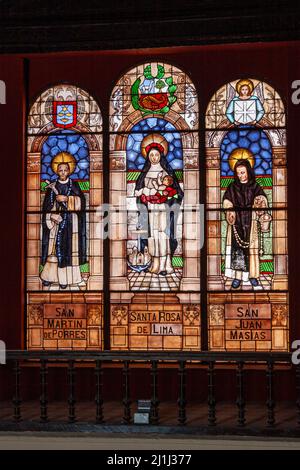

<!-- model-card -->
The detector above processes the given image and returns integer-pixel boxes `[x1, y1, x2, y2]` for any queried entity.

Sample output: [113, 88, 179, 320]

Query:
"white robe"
[143, 163, 173, 274]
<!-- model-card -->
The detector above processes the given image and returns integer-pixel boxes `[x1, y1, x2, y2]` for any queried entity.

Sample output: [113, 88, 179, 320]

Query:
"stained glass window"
[27, 85, 103, 350]
[206, 79, 288, 351]
[25, 73, 289, 354]
[109, 62, 201, 350]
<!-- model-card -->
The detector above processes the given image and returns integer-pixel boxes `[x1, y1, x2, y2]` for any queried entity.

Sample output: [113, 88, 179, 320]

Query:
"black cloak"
[41, 179, 87, 269]
[223, 159, 266, 272]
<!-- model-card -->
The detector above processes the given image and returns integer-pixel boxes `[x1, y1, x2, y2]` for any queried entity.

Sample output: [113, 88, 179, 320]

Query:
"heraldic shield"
[53, 101, 77, 128]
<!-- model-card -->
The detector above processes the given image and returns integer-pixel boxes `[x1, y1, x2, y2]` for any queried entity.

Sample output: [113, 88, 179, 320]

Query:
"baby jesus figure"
[136, 172, 177, 204]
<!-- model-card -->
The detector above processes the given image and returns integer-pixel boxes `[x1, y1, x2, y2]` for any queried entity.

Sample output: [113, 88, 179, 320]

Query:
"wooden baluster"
[95, 360, 104, 424]
[296, 364, 300, 428]
[236, 361, 246, 427]
[150, 360, 159, 425]
[12, 360, 21, 422]
[67, 360, 76, 423]
[122, 360, 131, 424]
[178, 360, 187, 425]
[40, 359, 48, 423]
[266, 360, 275, 427]
[207, 361, 216, 426]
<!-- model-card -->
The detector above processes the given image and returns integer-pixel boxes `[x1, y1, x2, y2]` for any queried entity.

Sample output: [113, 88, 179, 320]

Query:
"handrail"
[1, 350, 297, 434]
[5, 350, 292, 362]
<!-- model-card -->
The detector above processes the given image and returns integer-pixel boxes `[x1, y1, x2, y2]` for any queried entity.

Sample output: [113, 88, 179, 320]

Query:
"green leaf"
[168, 96, 177, 105]
[131, 78, 141, 110]
[155, 79, 165, 90]
[156, 65, 165, 79]
[141, 109, 154, 116]
[80, 263, 89, 273]
[168, 84, 177, 94]
[144, 65, 152, 79]
[160, 106, 169, 113]
[165, 76, 173, 85]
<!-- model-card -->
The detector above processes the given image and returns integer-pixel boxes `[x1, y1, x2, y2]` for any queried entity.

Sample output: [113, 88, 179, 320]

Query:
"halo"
[235, 78, 254, 95]
[229, 148, 255, 171]
[141, 133, 168, 158]
[51, 152, 77, 175]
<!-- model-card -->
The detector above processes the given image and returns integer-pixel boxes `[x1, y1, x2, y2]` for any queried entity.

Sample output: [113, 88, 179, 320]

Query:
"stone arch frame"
[26, 83, 103, 292]
[205, 79, 287, 291]
[109, 62, 200, 292]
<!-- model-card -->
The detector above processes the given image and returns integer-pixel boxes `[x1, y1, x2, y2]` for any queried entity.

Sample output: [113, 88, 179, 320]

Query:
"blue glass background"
[220, 126, 272, 176]
[126, 118, 183, 170]
[41, 130, 89, 181]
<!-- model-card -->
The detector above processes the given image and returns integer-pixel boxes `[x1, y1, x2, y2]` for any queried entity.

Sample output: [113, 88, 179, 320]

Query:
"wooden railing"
[0, 350, 298, 435]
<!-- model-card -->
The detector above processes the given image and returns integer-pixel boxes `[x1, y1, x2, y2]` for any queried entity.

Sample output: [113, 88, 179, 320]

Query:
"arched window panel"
[206, 79, 288, 352]
[110, 62, 199, 132]
[205, 79, 285, 130]
[28, 85, 102, 135]
[26, 84, 103, 351]
[109, 63, 201, 351]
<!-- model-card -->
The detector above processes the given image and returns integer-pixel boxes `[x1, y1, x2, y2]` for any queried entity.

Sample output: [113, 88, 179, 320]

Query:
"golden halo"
[51, 152, 76, 175]
[141, 133, 168, 158]
[235, 78, 254, 95]
[229, 148, 255, 171]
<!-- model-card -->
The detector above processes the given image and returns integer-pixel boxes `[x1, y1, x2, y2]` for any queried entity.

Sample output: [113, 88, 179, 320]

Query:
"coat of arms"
[131, 65, 177, 115]
[53, 101, 77, 128]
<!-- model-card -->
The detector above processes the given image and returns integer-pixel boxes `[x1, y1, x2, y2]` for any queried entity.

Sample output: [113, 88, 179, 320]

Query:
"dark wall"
[0, 41, 299, 399]
[0, 57, 24, 350]
[1, 0, 300, 52]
